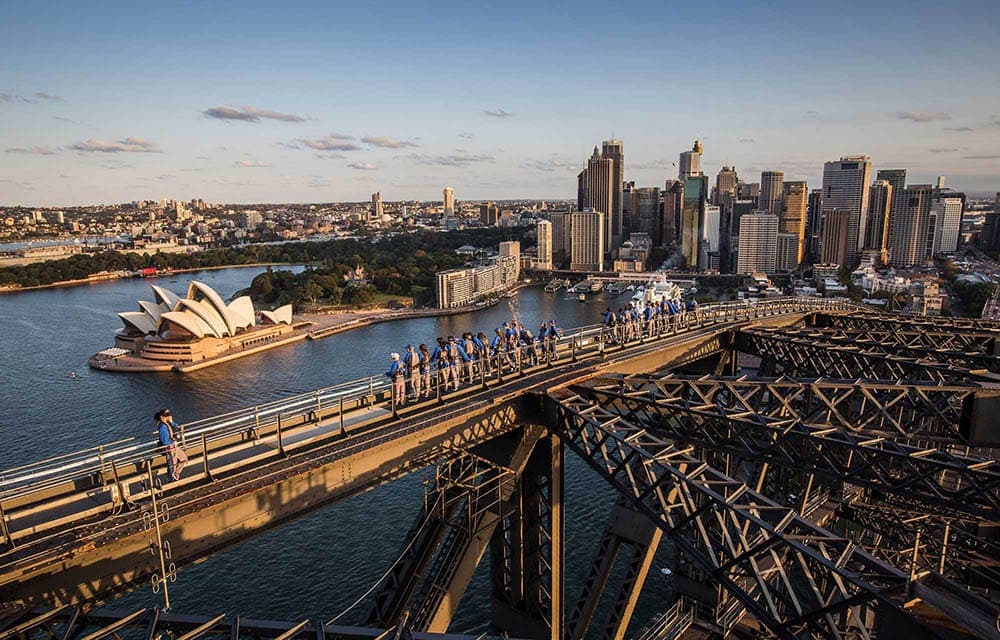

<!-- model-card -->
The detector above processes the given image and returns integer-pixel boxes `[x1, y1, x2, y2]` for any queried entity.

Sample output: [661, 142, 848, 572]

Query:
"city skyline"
[2, 0, 1000, 206]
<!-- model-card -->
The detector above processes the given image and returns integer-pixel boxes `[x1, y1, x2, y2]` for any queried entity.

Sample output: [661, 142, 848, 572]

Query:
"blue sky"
[2, 0, 999, 206]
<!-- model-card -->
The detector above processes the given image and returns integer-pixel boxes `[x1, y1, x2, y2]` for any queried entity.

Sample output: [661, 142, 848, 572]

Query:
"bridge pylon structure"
[2, 301, 1000, 640]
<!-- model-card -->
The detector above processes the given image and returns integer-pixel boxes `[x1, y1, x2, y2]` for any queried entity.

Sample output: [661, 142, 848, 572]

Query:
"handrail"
[0, 297, 856, 505]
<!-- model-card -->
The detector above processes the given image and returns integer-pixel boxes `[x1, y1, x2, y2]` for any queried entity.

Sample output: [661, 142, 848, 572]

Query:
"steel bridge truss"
[549, 389, 916, 640]
[571, 374, 1000, 519]
[734, 326, 1000, 384]
[812, 311, 1000, 335]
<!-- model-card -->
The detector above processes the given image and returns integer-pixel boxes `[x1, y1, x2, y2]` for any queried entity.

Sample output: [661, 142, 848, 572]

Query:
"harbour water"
[0, 267, 674, 633]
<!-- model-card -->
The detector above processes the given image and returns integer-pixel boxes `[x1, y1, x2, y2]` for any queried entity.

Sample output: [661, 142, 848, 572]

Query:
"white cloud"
[483, 109, 514, 118]
[5, 145, 57, 155]
[236, 160, 272, 168]
[347, 162, 378, 171]
[895, 111, 951, 123]
[70, 137, 161, 153]
[362, 135, 417, 148]
[203, 105, 307, 123]
[295, 135, 361, 151]
[407, 153, 495, 167]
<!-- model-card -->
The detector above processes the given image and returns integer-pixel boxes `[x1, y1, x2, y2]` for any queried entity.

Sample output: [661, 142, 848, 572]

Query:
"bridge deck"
[0, 298, 854, 607]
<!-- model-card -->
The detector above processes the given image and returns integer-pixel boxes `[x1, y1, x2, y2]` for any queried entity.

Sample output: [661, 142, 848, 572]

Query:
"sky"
[1, 0, 999, 206]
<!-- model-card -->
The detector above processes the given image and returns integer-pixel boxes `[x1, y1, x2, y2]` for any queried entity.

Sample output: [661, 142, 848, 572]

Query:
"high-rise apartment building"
[866, 181, 893, 259]
[759, 171, 784, 215]
[678, 139, 703, 180]
[932, 196, 963, 255]
[875, 169, 906, 260]
[737, 212, 778, 274]
[780, 181, 808, 265]
[820, 209, 852, 267]
[728, 200, 756, 269]
[738, 182, 760, 200]
[661, 180, 683, 246]
[891, 184, 935, 267]
[549, 212, 569, 266]
[701, 205, 721, 271]
[714, 166, 738, 207]
[776, 234, 799, 272]
[535, 220, 553, 270]
[821, 156, 871, 266]
[480, 202, 499, 226]
[370, 192, 383, 221]
[442, 187, 455, 216]
[602, 139, 624, 246]
[631, 187, 661, 244]
[805, 189, 823, 263]
[681, 175, 708, 269]
[569, 210, 605, 272]
[577, 147, 614, 254]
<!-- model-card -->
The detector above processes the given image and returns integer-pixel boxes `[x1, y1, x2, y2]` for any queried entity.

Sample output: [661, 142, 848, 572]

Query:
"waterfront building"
[821, 155, 871, 266]
[759, 171, 784, 215]
[736, 212, 778, 274]
[568, 210, 605, 272]
[436, 247, 520, 309]
[109, 281, 294, 367]
[443, 187, 455, 216]
[549, 212, 569, 266]
[535, 220, 553, 269]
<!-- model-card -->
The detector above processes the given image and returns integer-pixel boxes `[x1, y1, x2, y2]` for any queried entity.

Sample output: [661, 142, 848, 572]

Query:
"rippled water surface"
[0, 268, 673, 631]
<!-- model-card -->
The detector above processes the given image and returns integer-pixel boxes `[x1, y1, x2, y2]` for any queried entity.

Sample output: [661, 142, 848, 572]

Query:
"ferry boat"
[630, 276, 684, 312]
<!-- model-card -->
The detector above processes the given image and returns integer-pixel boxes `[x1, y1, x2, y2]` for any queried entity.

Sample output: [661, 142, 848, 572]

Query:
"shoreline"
[0, 262, 294, 295]
[90, 283, 531, 374]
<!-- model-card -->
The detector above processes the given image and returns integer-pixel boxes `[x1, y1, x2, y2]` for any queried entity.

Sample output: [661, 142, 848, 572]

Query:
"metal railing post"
[339, 396, 345, 434]
[276, 414, 285, 457]
[391, 380, 398, 418]
[201, 433, 212, 481]
[436, 368, 443, 403]
[599, 326, 605, 354]
[316, 390, 322, 420]
[0, 498, 14, 548]
[368, 376, 374, 406]
[98, 444, 106, 486]
[481, 356, 487, 389]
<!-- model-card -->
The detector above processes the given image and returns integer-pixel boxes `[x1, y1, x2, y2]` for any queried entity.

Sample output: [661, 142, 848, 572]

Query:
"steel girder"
[548, 389, 911, 640]
[569, 375, 1000, 519]
[834, 498, 1000, 592]
[812, 311, 1000, 335]
[735, 327, 999, 383]
[769, 327, 1000, 373]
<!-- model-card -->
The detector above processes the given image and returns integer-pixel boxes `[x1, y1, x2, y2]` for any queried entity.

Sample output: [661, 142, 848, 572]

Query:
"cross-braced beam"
[812, 311, 1000, 335]
[769, 327, 1000, 373]
[570, 375, 1000, 519]
[547, 389, 912, 640]
[735, 327, 1000, 383]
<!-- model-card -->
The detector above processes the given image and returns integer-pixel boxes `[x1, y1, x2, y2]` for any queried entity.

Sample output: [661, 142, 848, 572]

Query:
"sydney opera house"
[91, 281, 295, 372]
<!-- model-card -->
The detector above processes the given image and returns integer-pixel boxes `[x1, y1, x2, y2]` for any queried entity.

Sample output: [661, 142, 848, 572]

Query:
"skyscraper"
[875, 169, 906, 261]
[891, 184, 934, 267]
[714, 166, 738, 207]
[681, 175, 708, 269]
[370, 192, 383, 221]
[759, 171, 785, 215]
[480, 202, 499, 226]
[442, 186, 455, 216]
[776, 234, 799, 272]
[737, 212, 778, 274]
[678, 139, 703, 180]
[632, 187, 661, 244]
[661, 180, 683, 246]
[866, 180, 893, 259]
[569, 211, 605, 272]
[577, 147, 614, 254]
[780, 181, 808, 265]
[820, 210, 852, 267]
[602, 139, 624, 246]
[821, 155, 872, 266]
[535, 220, 553, 269]
[805, 189, 823, 263]
[701, 205, 721, 271]
[932, 196, 963, 255]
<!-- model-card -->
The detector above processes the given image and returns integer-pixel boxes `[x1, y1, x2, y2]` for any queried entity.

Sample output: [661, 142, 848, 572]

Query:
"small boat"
[626, 285, 635, 291]
[578, 293, 586, 302]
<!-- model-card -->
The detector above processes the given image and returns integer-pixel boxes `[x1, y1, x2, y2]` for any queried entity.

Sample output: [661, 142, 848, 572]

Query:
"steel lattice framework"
[569, 375, 1000, 518]
[550, 389, 912, 640]
[734, 326, 1000, 383]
